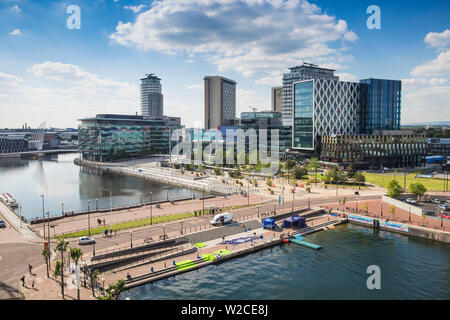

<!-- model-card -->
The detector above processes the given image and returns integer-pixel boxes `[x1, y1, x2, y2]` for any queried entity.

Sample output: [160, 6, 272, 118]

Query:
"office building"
[282, 63, 338, 126]
[239, 111, 291, 154]
[321, 131, 427, 168]
[141, 74, 163, 117]
[360, 78, 401, 133]
[78, 114, 182, 162]
[292, 78, 360, 153]
[271, 87, 282, 112]
[204, 76, 237, 130]
[427, 138, 450, 156]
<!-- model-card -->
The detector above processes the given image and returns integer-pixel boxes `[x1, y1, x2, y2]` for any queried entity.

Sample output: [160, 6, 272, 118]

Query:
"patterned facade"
[292, 79, 360, 152]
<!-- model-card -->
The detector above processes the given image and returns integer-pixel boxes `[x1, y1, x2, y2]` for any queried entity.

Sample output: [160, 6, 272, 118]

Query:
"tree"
[389, 206, 396, 220]
[293, 166, 308, 180]
[346, 165, 356, 179]
[70, 247, 83, 300]
[213, 167, 222, 175]
[409, 182, 427, 201]
[354, 172, 366, 188]
[387, 180, 403, 199]
[99, 279, 126, 300]
[42, 248, 51, 278]
[88, 269, 100, 298]
[53, 260, 61, 278]
[285, 159, 296, 183]
[308, 157, 320, 184]
[55, 239, 68, 299]
[266, 177, 272, 187]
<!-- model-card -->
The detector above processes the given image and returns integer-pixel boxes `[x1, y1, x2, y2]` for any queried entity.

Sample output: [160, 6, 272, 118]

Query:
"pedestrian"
[31, 280, 35, 288]
[21, 275, 25, 287]
[28, 264, 32, 274]
[103, 219, 106, 225]
[222, 236, 225, 243]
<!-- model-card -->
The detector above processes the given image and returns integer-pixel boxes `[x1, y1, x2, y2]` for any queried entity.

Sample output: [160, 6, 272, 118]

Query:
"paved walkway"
[0, 202, 41, 242]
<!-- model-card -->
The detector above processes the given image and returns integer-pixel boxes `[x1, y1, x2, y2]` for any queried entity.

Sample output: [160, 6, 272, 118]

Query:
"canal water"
[0, 153, 204, 220]
[124, 224, 449, 300]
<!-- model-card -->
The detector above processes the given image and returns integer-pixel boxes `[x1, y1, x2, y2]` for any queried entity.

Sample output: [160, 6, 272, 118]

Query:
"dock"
[289, 235, 322, 250]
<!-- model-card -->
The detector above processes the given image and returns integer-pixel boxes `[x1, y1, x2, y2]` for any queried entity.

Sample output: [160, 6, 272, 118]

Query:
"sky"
[0, 0, 449, 129]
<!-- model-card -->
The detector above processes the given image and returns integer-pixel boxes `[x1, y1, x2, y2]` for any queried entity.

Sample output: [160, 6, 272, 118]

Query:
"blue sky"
[0, 0, 449, 129]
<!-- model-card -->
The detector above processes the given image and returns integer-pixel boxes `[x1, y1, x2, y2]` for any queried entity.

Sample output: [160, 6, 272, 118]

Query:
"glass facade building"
[293, 80, 314, 150]
[360, 78, 401, 133]
[78, 114, 182, 162]
[321, 131, 426, 168]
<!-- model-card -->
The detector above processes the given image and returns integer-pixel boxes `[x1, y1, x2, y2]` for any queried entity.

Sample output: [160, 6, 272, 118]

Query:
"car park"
[438, 204, 449, 211]
[78, 236, 95, 245]
[0, 219, 5, 228]
[430, 198, 441, 204]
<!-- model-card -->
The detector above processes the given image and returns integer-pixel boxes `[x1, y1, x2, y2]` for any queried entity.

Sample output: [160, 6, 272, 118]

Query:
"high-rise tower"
[141, 73, 163, 117]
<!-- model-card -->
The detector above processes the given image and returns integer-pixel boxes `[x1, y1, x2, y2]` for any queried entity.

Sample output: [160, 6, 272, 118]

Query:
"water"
[0, 153, 204, 219]
[124, 224, 450, 300]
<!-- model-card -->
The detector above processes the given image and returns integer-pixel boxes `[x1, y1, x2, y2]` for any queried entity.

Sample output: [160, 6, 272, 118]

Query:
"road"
[68, 194, 381, 254]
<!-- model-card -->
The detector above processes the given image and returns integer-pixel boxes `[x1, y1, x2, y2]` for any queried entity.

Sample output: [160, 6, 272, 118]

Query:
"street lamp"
[163, 225, 166, 242]
[19, 205, 22, 229]
[40, 194, 46, 238]
[130, 231, 133, 248]
[88, 200, 91, 236]
[46, 211, 50, 249]
[149, 192, 153, 225]
[61, 203, 64, 215]
[96, 198, 98, 211]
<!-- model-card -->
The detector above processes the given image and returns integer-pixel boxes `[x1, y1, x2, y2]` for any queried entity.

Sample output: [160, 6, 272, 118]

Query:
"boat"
[1, 193, 19, 208]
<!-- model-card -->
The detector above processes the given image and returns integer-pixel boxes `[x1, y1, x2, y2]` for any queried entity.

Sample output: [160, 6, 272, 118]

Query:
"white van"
[210, 212, 234, 226]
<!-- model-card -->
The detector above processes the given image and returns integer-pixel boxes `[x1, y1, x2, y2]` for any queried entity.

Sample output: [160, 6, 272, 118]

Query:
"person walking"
[28, 264, 32, 275]
[21, 275, 25, 287]
[31, 280, 35, 289]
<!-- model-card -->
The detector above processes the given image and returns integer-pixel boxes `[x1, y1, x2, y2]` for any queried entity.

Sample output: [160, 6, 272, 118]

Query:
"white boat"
[1, 193, 19, 208]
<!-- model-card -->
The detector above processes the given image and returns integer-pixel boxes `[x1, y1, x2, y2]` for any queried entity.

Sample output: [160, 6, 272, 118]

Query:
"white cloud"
[402, 78, 450, 124]
[411, 50, 450, 77]
[9, 29, 23, 36]
[184, 83, 203, 90]
[110, 0, 357, 83]
[335, 72, 358, 82]
[0, 63, 139, 128]
[424, 29, 450, 49]
[124, 4, 147, 13]
[11, 4, 21, 13]
[236, 88, 270, 116]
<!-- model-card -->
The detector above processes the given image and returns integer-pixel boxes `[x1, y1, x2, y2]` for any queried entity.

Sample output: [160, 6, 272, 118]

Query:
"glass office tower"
[360, 78, 401, 133]
[292, 80, 314, 150]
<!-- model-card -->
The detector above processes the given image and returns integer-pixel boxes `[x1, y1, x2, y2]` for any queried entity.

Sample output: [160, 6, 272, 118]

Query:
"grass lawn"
[56, 203, 260, 239]
[363, 172, 446, 192]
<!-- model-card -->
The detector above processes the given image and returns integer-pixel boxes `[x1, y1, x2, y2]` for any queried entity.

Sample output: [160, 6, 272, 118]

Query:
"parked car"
[446, 199, 450, 204]
[0, 219, 5, 228]
[423, 210, 435, 217]
[438, 204, 449, 211]
[406, 198, 417, 204]
[78, 236, 95, 245]
[430, 198, 441, 204]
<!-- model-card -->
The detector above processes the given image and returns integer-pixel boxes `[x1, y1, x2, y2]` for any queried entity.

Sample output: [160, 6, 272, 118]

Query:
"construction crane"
[248, 106, 257, 113]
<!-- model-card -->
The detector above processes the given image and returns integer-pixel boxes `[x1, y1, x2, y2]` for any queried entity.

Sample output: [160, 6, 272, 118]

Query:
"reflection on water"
[0, 153, 203, 219]
[124, 224, 450, 300]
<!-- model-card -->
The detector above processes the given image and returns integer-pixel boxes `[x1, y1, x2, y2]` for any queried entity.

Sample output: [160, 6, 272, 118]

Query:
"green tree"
[285, 159, 296, 183]
[293, 166, 308, 180]
[266, 177, 272, 187]
[308, 157, 320, 184]
[409, 182, 427, 201]
[88, 269, 100, 298]
[389, 205, 396, 220]
[354, 172, 366, 188]
[70, 247, 83, 300]
[99, 279, 126, 300]
[42, 248, 51, 278]
[54, 239, 68, 299]
[53, 260, 61, 278]
[213, 167, 222, 175]
[346, 165, 356, 179]
[387, 180, 403, 199]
